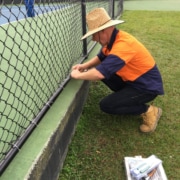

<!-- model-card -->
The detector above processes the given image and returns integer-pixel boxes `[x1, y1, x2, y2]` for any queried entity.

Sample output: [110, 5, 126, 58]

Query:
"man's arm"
[71, 67, 104, 80]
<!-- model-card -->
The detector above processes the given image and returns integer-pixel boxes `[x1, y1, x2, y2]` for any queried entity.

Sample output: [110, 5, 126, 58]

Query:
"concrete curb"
[27, 80, 90, 180]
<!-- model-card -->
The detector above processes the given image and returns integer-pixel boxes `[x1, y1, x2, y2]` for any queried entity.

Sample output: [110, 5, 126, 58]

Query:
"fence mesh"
[0, 0, 123, 174]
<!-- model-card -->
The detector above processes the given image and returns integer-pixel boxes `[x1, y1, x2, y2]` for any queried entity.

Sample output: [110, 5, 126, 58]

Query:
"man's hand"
[71, 67, 104, 80]
[72, 64, 88, 72]
[71, 69, 83, 79]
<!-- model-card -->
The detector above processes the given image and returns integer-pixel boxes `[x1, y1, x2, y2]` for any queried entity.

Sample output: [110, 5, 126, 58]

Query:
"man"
[71, 8, 164, 133]
[24, 0, 35, 17]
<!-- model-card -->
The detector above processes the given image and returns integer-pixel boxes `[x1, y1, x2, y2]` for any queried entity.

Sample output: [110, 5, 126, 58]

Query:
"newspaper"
[124, 155, 168, 180]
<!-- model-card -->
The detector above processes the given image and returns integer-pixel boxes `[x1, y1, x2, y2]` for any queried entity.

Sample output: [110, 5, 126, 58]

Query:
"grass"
[59, 11, 180, 180]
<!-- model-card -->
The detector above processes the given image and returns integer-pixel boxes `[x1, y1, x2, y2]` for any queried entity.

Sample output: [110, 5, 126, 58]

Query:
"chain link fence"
[0, 0, 123, 174]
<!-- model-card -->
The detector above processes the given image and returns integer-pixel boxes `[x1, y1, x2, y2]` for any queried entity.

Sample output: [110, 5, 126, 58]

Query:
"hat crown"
[86, 8, 111, 31]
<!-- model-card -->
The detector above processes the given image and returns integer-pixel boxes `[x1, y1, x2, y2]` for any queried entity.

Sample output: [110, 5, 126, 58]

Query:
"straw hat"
[81, 8, 124, 40]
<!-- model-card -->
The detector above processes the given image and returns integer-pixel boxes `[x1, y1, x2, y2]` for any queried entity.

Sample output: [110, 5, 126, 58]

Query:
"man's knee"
[99, 97, 112, 113]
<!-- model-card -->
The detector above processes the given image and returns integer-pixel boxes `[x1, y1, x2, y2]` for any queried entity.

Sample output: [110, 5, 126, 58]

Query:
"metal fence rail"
[0, 0, 123, 174]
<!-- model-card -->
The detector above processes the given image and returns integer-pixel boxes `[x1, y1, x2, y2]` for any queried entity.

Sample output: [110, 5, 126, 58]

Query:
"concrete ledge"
[28, 80, 90, 180]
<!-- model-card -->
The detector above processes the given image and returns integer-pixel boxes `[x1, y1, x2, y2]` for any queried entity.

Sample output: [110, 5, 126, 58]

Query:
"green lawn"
[59, 11, 180, 180]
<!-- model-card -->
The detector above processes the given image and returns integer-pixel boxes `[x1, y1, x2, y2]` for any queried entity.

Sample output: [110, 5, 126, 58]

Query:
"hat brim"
[81, 19, 124, 40]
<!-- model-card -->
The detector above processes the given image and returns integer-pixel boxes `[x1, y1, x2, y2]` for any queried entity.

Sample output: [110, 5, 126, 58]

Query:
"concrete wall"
[28, 80, 90, 180]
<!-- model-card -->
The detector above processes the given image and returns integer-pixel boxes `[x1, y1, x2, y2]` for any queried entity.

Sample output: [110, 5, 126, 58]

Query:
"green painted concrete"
[124, 0, 180, 11]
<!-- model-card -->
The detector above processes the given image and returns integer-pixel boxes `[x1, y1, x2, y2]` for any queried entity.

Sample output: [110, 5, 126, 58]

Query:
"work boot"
[140, 105, 162, 133]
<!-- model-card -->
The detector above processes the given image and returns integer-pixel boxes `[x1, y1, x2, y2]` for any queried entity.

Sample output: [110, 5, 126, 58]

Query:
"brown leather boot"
[140, 105, 162, 133]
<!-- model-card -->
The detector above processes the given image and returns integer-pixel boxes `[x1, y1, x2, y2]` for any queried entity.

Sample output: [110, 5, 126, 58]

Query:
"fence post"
[81, 0, 87, 57]
[112, 0, 115, 19]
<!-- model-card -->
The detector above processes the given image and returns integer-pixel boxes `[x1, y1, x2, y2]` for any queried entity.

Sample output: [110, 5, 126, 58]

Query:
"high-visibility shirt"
[96, 29, 164, 95]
